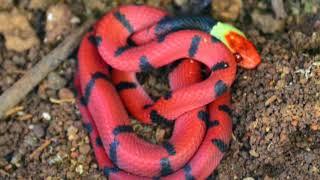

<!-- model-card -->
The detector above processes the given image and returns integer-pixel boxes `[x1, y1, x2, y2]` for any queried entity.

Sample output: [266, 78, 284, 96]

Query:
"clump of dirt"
[45, 3, 79, 44]
[0, 9, 39, 52]
[211, 0, 242, 21]
[0, 0, 319, 179]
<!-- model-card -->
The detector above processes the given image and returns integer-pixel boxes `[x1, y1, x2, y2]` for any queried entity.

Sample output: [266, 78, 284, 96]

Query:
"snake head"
[210, 22, 261, 69]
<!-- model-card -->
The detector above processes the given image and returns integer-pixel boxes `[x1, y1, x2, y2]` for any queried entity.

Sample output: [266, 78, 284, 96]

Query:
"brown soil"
[0, 0, 319, 179]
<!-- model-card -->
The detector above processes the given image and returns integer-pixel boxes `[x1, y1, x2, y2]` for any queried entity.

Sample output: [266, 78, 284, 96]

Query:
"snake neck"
[155, 16, 217, 36]
[210, 22, 246, 50]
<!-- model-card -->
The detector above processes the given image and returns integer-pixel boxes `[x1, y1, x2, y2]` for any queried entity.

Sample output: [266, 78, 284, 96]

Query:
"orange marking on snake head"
[225, 32, 261, 69]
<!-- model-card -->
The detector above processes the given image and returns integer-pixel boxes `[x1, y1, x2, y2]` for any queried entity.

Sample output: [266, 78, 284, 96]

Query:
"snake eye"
[234, 52, 243, 63]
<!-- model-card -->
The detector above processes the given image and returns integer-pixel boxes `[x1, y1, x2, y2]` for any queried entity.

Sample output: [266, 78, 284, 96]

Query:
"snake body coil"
[75, 5, 261, 179]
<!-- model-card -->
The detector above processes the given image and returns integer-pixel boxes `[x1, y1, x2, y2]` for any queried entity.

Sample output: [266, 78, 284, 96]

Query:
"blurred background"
[0, 0, 319, 179]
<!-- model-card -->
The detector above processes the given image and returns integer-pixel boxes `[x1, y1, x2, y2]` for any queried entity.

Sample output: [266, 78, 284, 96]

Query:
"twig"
[5, 106, 24, 117]
[0, 18, 95, 120]
[17, 114, 33, 121]
[29, 139, 52, 159]
[49, 97, 75, 104]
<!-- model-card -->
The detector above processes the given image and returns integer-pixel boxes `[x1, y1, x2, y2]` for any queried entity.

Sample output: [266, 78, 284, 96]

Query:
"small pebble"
[67, 126, 78, 141]
[12, 56, 26, 66]
[30, 124, 45, 138]
[279, 131, 288, 143]
[24, 134, 38, 147]
[310, 166, 319, 174]
[10, 153, 22, 167]
[249, 149, 259, 157]
[91, 163, 98, 169]
[42, 112, 51, 121]
[70, 151, 79, 159]
[83, 0, 107, 12]
[4, 164, 12, 171]
[47, 154, 63, 165]
[70, 16, 80, 24]
[265, 127, 270, 132]
[79, 144, 91, 155]
[243, 177, 255, 180]
[75, 164, 84, 175]
[38, 82, 48, 99]
[4, 76, 14, 86]
[58, 88, 75, 99]
[47, 72, 67, 90]
[45, 3, 73, 43]
[310, 123, 319, 131]
[27, 47, 39, 61]
[46, 89, 57, 98]
[291, 119, 299, 127]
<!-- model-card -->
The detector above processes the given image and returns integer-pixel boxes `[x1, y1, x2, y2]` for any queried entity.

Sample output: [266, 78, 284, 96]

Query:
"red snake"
[74, 5, 261, 179]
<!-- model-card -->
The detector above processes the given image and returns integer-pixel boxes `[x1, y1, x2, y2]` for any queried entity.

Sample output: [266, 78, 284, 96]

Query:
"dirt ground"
[0, 0, 319, 179]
